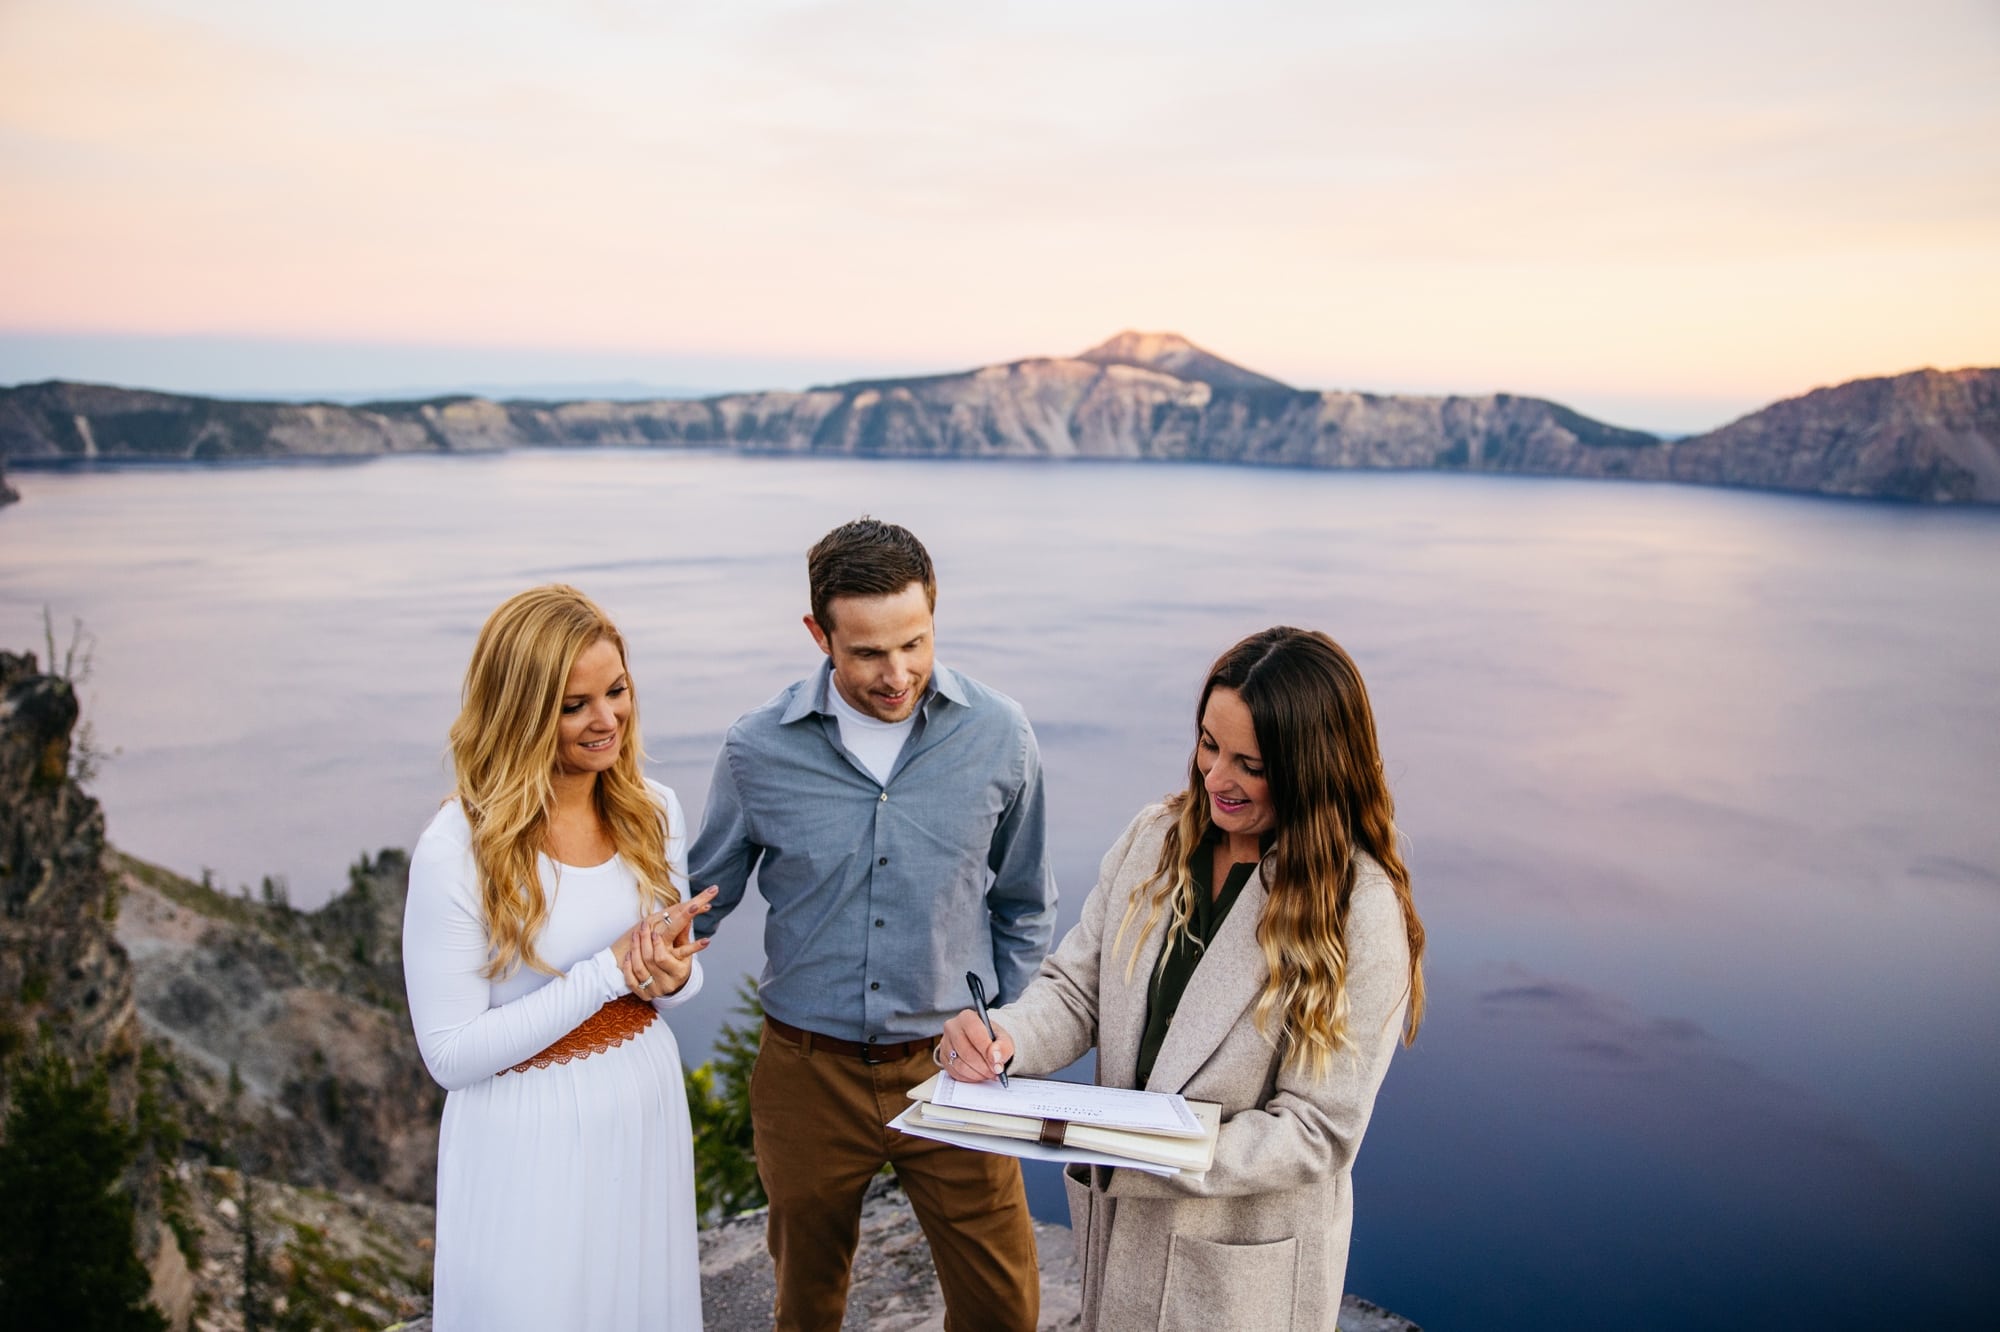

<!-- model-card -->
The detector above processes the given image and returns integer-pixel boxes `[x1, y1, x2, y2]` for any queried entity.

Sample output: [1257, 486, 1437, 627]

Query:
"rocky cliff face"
[1665, 366, 2000, 502]
[0, 651, 130, 1068]
[0, 345, 1660, 472]
[0, 650, 192, 1323]
[4, 335, 1991, 504]
[0, 381, 443, 460]
[1, 649, 440, 1327]
[114, 850, 439, 1204]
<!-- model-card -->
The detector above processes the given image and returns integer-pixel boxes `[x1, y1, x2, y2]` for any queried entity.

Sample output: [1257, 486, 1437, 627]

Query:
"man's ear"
[804, 613, 833, 657]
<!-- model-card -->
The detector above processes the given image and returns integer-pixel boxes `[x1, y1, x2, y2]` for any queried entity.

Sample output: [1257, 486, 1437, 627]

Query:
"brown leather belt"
[503, 993, 657, 1075]
[764, 1015, 932, 1066]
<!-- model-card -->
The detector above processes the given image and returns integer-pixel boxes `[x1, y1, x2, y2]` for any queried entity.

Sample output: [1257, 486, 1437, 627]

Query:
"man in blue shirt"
[690, 518, 1057, 1332]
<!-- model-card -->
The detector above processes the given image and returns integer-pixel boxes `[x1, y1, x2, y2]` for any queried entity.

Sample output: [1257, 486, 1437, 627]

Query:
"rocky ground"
[382, 1175, 1419, 1332]
[175, 1161, 435, 1331]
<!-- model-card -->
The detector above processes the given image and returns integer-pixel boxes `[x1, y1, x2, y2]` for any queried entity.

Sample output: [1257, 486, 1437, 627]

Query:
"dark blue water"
[3, 452, 1995, 1329]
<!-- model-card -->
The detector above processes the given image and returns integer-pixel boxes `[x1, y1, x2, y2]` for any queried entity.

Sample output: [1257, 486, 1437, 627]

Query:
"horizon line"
[6, 328, 1978, 437]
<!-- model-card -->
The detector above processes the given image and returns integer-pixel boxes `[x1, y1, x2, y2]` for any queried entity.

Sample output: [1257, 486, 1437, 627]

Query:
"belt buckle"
[860, 1039, 886, 1066]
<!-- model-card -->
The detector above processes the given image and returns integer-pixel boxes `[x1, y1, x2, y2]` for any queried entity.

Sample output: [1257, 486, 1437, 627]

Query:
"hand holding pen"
[937, 972, 1015, 1085]
[965, 971, 1009, 1088]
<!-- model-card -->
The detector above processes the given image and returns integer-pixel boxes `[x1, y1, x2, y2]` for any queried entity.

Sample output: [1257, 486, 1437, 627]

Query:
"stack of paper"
[890, 1072, 1221, 1176]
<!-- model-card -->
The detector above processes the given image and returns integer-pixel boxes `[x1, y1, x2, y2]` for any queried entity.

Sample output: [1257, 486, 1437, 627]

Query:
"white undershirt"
[825, 681, 916, 785]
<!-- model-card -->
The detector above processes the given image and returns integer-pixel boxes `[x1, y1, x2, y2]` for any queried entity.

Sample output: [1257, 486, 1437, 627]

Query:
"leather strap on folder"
[1038, 1118, 1070, 1148]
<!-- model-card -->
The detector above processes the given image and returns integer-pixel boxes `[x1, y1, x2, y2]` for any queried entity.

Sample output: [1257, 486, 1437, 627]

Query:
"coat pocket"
[1158, 1233, 1299, 1332]
[1062, 1164, 1094, 1294]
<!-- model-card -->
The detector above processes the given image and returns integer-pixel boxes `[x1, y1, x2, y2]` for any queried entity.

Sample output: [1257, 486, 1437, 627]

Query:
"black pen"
[964, 971, 1009, 1088]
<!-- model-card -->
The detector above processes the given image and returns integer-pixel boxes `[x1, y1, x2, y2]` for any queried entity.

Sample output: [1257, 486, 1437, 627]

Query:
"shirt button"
[874, 919, 885, 927]
[870, 981, 881, 991]
[879, 792, 888, 802]
[878, 856, 888, 866]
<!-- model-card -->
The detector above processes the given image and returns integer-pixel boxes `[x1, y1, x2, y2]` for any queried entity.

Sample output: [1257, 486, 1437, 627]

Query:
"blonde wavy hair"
[1114, 627, 1426, 1078]
[448, 584, 678, 978]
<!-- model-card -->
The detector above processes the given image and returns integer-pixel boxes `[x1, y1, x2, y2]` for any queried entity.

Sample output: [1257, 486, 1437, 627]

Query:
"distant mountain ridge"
[2, 333, 1994, 504]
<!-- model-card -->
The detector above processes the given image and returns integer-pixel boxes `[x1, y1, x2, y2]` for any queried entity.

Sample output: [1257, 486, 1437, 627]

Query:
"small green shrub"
[685, 977, 766, 1225]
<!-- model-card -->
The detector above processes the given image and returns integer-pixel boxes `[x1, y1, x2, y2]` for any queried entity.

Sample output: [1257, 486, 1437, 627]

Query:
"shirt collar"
[779, 659, 967, 725]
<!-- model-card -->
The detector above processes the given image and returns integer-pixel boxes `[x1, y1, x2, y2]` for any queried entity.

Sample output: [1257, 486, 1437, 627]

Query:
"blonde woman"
[940, 627, 1426, 1332]
[403, 585, 717, 1331]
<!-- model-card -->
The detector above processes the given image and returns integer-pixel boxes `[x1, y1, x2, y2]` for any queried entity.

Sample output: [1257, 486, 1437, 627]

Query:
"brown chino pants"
[750, 1020, 1040, 1332]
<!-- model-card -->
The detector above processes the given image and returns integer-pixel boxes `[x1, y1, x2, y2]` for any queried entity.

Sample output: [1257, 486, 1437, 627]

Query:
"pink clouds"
[1, 0, 1995, 423]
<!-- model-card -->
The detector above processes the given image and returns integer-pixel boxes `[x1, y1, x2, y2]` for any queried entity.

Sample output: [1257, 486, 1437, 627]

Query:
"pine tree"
[240, 1169, 263, 1332]
[684, 978, 766, 1224]
[0, 1045, 168, 1331]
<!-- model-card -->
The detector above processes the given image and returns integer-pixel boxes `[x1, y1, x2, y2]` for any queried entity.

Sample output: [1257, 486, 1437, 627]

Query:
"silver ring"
[637, 976, 655, 991]
[947, 1049, 958, 1061]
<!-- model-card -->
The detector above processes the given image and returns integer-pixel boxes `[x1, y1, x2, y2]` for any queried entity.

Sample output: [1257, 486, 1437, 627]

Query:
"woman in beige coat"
[941, 626, 1426, 1332]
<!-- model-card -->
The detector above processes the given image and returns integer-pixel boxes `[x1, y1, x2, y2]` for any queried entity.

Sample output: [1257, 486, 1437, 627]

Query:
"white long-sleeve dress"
[402, 780, 703, 1332]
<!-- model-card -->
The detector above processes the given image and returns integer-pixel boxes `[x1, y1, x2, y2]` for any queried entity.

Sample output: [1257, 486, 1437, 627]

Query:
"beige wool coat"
[995, 804, 1413, 1332]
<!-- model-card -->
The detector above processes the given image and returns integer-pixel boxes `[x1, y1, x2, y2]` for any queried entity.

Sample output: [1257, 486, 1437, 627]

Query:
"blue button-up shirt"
[689, 661, 1057, 1044]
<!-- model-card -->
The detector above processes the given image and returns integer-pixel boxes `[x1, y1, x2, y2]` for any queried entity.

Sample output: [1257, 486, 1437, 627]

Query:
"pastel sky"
[1, 0, 1995, 432]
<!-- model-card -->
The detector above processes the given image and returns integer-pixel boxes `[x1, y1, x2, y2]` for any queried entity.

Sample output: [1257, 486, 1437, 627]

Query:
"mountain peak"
[1082, 330, 1199, 362]
[1076, 331, 1292, 392]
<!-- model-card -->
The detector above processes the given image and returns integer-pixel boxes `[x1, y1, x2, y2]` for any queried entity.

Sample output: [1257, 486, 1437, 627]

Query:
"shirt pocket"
[1158, 1232, 1299, 1332]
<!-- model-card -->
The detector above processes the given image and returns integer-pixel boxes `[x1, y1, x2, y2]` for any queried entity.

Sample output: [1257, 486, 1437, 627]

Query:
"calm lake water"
[3, 452, 1996, 1329]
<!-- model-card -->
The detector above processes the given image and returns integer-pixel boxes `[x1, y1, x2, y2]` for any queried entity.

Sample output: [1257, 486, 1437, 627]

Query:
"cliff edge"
[0, 650, 194, 1324]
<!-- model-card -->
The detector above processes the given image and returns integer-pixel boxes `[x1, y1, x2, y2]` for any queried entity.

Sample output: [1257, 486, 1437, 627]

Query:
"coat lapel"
[1141, 869, 1271, 1094]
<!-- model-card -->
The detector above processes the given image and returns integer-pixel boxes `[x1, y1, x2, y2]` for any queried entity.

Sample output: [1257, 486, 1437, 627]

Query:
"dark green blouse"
[1134, 843, 1258, 1088]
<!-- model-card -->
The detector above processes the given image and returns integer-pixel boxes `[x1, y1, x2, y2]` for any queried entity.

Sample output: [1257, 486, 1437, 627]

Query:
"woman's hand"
[621, 886, 719, 998]
[938, 1008, 1015, 1083]
[613, 925, 651, 995]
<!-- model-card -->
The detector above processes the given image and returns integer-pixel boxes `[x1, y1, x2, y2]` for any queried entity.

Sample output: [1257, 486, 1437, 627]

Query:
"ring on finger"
[637, 976, 655, 990]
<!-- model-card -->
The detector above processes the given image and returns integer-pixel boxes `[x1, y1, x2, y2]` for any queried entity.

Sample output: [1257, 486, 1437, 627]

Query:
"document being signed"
[931, 1072, 1204, 1138]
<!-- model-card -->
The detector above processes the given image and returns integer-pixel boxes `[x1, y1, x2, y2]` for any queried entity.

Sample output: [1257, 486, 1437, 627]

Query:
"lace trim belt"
[503, 993, 657, 1075]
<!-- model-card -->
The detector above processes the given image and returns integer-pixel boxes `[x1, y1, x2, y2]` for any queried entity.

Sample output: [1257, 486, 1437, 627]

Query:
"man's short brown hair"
[808, 518, 937, 632]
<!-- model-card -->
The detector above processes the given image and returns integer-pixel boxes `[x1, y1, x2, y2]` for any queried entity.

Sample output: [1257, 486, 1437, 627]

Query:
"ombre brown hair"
[1115, 627, 1426, 1076]
[448, 585, 678, 978]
